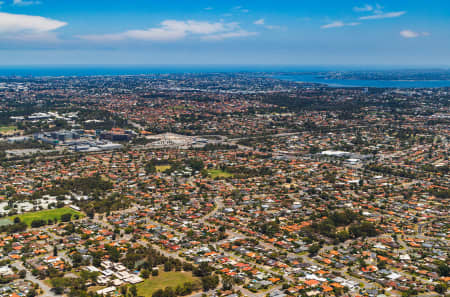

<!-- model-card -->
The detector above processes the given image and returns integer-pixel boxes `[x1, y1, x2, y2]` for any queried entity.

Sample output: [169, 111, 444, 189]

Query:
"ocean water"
[0, 65, 449, 88]
[273, 74, 450, 88]
[0, 65, 315, 76]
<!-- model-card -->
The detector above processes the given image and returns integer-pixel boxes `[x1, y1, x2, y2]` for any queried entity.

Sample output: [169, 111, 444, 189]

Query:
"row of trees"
[0, 211, 75, 234]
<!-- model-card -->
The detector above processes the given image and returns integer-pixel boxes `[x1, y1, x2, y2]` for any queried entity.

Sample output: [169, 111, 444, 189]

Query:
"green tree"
[434, 283, 447, 294]
[438, 262, 449, 277]
[60, 213, 72, 222]
[129, 285, 137, 297]
[201, 275, 219, 291]
[152, 289, 164, 297]
[19, 270, 26, 278]
[308, 243, 321, 255]
[141, 269, 150, 279]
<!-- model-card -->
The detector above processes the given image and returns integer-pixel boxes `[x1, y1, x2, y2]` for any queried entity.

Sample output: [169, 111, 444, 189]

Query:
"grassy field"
[0, 218, 13, 226]
[207, 169, 233, 179]
[155, 165, 171, 172]
[136, 271, 199, 297]
[0, 126, 18, 134]
[10, 207, 83, 225]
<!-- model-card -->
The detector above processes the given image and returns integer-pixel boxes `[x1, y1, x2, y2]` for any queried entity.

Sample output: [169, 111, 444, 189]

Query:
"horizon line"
[0, 64, 449, 69]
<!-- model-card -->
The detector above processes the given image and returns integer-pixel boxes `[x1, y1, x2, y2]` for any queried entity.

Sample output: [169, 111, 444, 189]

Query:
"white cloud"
[0, 12, 66, 40]
[253, 18, 281, 30]
[254, 18, 265, 25]
[400, 30, 418, 38]
[353, 4, 373, 12]
[321, 21, 344, 29]
[321, 21, 360, 29]
[166, 20, 233, 35]
[359, 11, 406, 20]
[400, 30, 429, 38]
[204, 7, 213, 11]
[13, 0, 41, 6]
[80, 20, 253, 42]
[202, 30, 257, 40]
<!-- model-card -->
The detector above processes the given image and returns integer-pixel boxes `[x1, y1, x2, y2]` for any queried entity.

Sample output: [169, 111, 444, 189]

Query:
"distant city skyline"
[0, 0, 449, 66]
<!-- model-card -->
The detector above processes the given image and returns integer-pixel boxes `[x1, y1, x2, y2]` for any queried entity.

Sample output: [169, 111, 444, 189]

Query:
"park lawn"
[10, 207, 83, 226]
[0, 218, 13, 226]
[0, 126, 17, 133]
[155, 165, 171, 172]
[136, 271, 199, 297]
[208, 169, 233, 179]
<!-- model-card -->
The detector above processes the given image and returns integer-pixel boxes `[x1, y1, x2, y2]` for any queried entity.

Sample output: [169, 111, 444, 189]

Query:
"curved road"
[13, 261, 57, 297]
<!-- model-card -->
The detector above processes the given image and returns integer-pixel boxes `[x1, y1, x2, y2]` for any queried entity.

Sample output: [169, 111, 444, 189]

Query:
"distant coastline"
[1, 65, 450, 88]
[272, 74, 450, 88]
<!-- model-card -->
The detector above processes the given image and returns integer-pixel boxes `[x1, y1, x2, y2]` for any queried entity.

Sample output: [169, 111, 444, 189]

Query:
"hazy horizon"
[1, 64, 449, 70]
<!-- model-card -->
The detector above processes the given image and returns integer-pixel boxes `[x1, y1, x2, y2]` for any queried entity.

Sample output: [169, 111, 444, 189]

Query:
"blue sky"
[0, 0, 449, 66]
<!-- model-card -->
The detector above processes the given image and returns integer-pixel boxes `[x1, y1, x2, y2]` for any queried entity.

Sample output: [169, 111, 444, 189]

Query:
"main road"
[13, 261, 57, 297]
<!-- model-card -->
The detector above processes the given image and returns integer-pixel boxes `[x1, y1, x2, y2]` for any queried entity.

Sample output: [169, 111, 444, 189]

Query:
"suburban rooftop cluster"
[0, 73, 447, 297]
